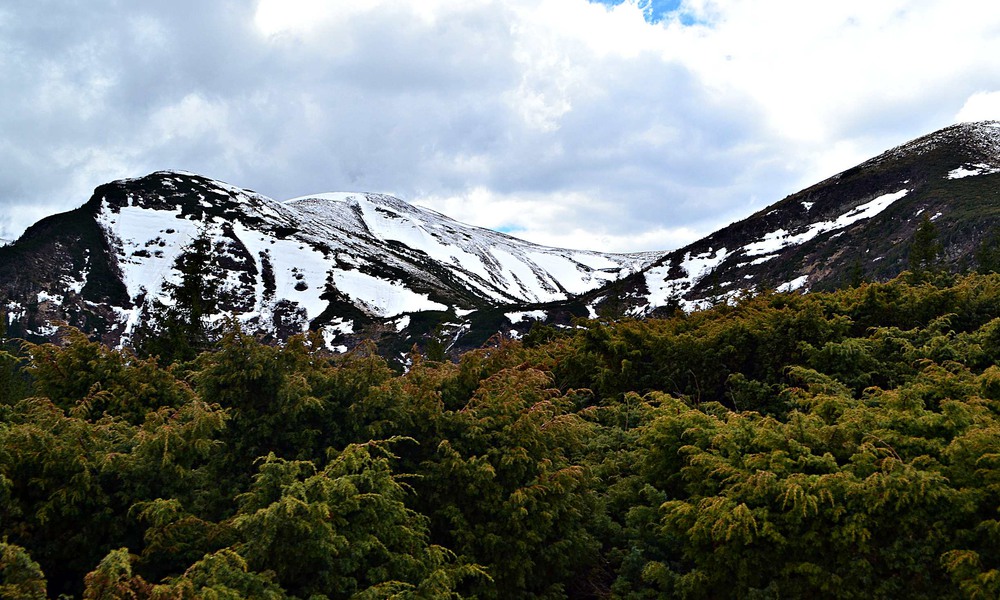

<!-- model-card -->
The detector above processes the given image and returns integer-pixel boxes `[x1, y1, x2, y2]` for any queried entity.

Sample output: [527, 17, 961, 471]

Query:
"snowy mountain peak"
[587, 120, 1000, 317]
[287, 191, 401, 207]
[857, 120, 1000, 173]
[7, 122, 1000, 358]
[4, 171, 660, 352]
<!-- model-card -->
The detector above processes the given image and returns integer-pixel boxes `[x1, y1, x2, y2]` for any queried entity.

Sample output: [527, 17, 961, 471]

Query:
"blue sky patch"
[588, 0, 697, 25]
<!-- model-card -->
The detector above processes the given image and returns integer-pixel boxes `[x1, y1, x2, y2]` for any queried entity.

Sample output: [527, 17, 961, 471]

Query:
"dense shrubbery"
[5, 273, 1000, 597]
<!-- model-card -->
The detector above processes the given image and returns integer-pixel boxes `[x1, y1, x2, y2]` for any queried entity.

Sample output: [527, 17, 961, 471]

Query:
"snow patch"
[750, 254, 778, 265]
[393, 315, 411, 332]
[320, 319, 354, 351]
[643, 247, 730, 312]
[63, 266, 89, 295]
[776, 276, 809, 293]
[96, 203, 202, 303]
[330, 270, 447, 317]
[30, 323, 60, 337]
[285, 191, 363, 204]
[284, 190, 656, 306]
[37, 291, 64, 305]
[947, 164, 1000, 179]
[506, 310, 547, 324]
[325, 317, 354, 335]
[77, 173, 668, 347]
[6, 301, 25, 323]
[743, 189, 909, 256]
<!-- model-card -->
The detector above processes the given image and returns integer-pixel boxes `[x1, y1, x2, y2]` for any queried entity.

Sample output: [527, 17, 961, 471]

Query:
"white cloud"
[150, 93, 229, 142]
[415, 187, 701, 252]
[956, 91, 1000, 123]
[3, 0, 1000, 253]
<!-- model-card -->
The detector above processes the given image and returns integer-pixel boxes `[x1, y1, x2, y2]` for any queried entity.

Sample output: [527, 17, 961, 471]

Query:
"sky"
[2, 0, 1000, 252]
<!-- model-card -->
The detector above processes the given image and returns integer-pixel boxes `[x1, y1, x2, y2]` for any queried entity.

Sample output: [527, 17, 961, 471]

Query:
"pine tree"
[424, 325, 449, 362]
[0, 542, 47, 600]
[975, 227, 1000, 274]
[231, 441, 482, 598]
[908, 214, 943, 275]
[847, 257, 865, 287]
[138, 231, 225, 363]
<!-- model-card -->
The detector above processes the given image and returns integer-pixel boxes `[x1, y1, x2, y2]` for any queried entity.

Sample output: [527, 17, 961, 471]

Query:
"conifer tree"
[975, 227, 1000, 274]
[909, 214, 943, 275]
[138, 231, 226, 363]
[0, 310, 30, 405]
[0, 542, 47, 600]
[847, 257, 865, 287]
[232, 441, 482, 598]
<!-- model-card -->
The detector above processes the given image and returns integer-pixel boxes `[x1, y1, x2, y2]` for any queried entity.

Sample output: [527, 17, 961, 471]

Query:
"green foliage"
[419, 367, 602, 598]
[232, 440, 481, 598]
[975, 227, 1000, 274]
[193, 327, 336, 491]
[152, 549, 288, 600]
[0, 330, 227, 596]
[0, 396, 134, 595]
[847, 258, 866, 287]
[137, 231, 228, 363]
[82, 548, 152, 600]
[909, 214, 944, 277]
[562, 292, 849, 415]
[423, 326, 449, 362]
[12, 272, 1000, 597]
[130, 498, 237, 584]
[27, 328, 195, 423]
[0, 344, 32, 407]
[0, 541, 47, 600]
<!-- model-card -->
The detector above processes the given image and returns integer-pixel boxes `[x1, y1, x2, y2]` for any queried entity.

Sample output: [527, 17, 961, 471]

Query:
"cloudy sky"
[3, 0, 1000, 252]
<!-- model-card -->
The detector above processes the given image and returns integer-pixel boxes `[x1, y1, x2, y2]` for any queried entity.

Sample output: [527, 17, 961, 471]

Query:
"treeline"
[4, 272, 1000, 598]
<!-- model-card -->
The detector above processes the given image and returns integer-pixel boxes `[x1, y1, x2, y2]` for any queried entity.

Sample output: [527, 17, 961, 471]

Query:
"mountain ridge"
[585, 120, 1000, 316]
[3, 121, 1000, 358]
[0, 169, 660, 355]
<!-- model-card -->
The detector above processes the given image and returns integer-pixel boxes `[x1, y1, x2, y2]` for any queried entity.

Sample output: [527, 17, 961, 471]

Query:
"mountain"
[3, 121, 1000, 358]
[0, 170, 659, 354]
[581, 120, 1000, 316]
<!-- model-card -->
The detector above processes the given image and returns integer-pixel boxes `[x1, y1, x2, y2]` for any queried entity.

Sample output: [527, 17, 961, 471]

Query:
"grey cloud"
[3, 1, 986, 252]
[0, 0, 783, 247]
[458, 54, 796, 238]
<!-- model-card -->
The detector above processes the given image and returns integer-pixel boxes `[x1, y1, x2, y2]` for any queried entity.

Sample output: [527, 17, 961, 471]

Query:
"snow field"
[743, 189, 909, 257]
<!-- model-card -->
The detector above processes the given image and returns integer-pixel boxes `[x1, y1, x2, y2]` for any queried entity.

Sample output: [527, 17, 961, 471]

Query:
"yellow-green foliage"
[5, 273, 1000, 597]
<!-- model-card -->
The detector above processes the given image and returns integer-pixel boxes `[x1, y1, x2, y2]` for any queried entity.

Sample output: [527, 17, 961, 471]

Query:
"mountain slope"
[0, 171, 659, 350]
[586, 120, 1000, 315]
[4, 121, 1000, 357]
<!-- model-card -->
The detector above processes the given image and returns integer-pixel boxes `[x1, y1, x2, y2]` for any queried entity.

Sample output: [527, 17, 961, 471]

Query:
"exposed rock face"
[0, 170, 657, 353]
[4, 122, 1000, 356]
[592, 121, 1000, 315]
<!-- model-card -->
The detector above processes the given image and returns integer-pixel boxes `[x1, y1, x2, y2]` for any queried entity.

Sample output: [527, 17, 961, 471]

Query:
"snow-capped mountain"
[4, 121, 1000, 357]
[0, 170, 659, 351]
[581, 120, 1000, 316]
